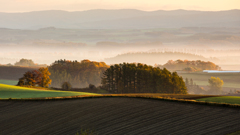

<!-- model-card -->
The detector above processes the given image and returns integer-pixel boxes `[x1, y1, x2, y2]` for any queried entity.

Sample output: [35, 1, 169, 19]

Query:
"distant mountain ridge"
[0, 9, 239, 29]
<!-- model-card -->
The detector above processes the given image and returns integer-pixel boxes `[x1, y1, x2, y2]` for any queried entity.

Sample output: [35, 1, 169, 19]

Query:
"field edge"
[1, 94, 240, 108]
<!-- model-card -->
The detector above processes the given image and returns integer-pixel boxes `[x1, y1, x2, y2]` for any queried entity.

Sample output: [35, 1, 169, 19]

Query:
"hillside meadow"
[196, 96, 240, 105]
[0, 84, 98, 99]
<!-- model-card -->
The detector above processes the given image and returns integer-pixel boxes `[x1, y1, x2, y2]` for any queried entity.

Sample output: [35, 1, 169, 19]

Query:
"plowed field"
[0, 97, 240, 135]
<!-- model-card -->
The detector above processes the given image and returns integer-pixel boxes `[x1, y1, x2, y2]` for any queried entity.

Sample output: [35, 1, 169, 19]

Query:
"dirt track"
[0, 97, 240, 135]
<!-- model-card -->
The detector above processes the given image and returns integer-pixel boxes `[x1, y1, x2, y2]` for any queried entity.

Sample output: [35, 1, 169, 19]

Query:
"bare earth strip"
[0, 98, 240, 135]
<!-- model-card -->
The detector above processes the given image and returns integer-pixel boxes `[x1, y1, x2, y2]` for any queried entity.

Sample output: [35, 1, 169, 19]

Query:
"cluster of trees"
[159, 60, 221, 72]
[17, 67, 52, 87]
[185, 77, 224, 95]
[101, 63, 187, 94]
[14, 58, 47, 67]
[49, 59, 109, 88]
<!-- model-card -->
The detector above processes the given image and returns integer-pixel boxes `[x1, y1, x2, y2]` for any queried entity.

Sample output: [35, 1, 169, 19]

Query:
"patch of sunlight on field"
[196, 96, 240, 105]
[0, 84, 99, 99]
[0, 80, 18, 85]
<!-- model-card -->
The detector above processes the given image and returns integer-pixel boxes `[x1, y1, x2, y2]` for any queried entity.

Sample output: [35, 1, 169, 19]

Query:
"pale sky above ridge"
[0, 0, 239, 12]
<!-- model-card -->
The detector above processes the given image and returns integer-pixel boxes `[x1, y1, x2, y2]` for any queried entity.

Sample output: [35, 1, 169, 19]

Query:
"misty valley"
[1, 8, 240, 135]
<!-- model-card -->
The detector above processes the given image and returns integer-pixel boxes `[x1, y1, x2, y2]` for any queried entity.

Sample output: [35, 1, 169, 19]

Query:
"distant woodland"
[14, 59, 47, 67]
[104, 52, 210, 65]
[48, 59, 109, 88]
[157, 60, 221, 72]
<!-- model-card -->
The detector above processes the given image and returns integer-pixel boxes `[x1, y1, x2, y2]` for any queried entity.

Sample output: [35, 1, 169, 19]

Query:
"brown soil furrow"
[143, 110, 236, 135]
[38, 100, 144, 135]
[140, 108, 222, 134]
[49, 102, 166, 135]
[95, 107, 175, 134]
[100, 105, 196, 134]
[1, 99, 123, 134]
[206, 124, 240, 135]
[185, 113, 240, 135]
[126, 107, 214, 135]
[157, 109, 229, 135]
[10, 99, 140, 134]
[0, 98, 240, 135]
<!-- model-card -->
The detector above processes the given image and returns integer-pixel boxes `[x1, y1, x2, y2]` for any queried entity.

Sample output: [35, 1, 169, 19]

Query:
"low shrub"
[61, 82, 72, 90]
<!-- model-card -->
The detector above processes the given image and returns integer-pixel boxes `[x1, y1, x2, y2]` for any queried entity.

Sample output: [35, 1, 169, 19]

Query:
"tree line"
[101, 63, 187, 94]
[16, 59, 189, 94]
[48, 59, 109, 88]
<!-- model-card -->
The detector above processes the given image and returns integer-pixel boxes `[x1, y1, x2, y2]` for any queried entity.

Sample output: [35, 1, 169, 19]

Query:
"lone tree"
[208, 77, 224, 95]
[17, 68, 52, 87]
[18, 70, 42, 86]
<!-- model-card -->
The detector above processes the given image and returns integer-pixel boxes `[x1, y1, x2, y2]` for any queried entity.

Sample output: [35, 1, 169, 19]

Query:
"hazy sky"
[0, 0, 239, 12]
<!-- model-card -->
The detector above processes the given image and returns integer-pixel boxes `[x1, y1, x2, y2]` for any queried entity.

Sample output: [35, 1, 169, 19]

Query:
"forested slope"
[0, 98, 240, 135]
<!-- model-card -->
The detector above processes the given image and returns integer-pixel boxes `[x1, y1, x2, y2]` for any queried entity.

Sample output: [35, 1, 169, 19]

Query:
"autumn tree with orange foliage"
[17, 68, 52, 87]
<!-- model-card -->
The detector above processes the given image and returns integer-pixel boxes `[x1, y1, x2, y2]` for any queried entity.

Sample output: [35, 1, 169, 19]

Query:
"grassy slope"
[179, 72, 240, 88]
[0, 84, 98, 99]
[0, 79, 18, 85]
[196, 96, 240, 105]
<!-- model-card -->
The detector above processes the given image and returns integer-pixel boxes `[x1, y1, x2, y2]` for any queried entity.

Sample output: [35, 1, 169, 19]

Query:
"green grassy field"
[0, 84, 99, 99]
[179, 72, 240, 88]
[0, 79, 18, 85]
[196, 96, 240, 105]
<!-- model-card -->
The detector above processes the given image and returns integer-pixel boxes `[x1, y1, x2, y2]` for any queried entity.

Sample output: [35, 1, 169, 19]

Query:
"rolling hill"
[0, 97, 240, 134]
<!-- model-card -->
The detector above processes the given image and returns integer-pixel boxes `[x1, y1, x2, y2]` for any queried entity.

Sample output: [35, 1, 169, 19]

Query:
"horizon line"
[0, 8, 239, 13]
